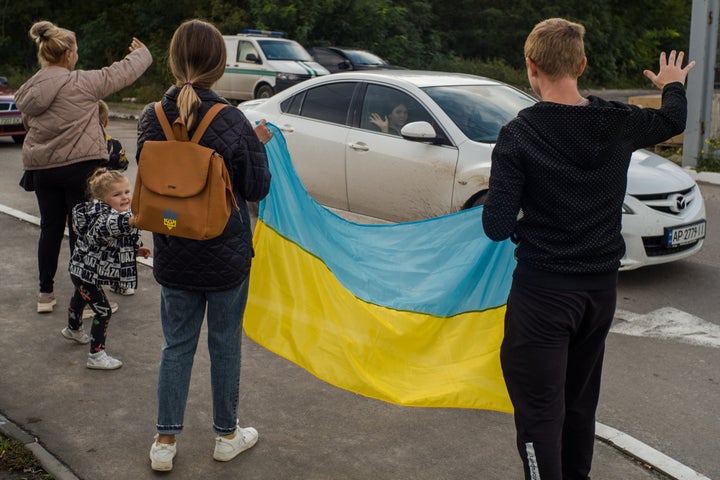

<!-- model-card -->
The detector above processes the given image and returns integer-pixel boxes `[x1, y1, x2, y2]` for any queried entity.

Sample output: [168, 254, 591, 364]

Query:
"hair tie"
[184, 81, 193, 86]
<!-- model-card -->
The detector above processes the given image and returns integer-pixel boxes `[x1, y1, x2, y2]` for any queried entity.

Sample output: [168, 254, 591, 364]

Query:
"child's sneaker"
[110, 285, 135, 296]
[86, 350, 123, 370]
[149, 436, 176, 471]
[61, 326, 90, 345]
[37, 292, 56, 313]
[82, 301, 119, 320]
[213, 425, 258, 462]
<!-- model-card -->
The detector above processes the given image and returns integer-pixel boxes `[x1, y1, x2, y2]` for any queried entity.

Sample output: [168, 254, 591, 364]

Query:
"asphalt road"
[1, 116, 718, 479]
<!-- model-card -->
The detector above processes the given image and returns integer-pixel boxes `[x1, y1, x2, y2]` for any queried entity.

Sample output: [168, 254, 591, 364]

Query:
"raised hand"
[643, 50, 696, 89]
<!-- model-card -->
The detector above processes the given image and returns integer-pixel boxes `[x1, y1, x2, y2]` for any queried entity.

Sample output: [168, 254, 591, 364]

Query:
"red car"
[0, 80, 26, 144]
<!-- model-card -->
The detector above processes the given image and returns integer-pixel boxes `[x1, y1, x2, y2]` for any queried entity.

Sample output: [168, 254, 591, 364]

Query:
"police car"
[214, 30, 329, 101]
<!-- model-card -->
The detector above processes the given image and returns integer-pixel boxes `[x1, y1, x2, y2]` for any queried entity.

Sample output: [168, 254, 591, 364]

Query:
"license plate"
[665, 221, 706, 247]
[0, 116, 22, 126]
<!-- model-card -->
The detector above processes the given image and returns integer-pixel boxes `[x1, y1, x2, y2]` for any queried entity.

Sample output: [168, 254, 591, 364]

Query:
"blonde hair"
[168, 19, 226, 129]
[98, 100, 109, 125]
[88, 168, 128, 202]
[524, 18, 586, 80]
[28, 20, 76, 68]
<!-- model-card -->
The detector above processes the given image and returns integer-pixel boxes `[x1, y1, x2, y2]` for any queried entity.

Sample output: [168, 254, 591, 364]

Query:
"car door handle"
[279, 125, 295, 134]
[348, 142, 369, 151]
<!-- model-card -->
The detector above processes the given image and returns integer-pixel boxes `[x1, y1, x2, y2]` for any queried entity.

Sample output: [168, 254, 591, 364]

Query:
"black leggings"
[500, 281, 616, 480]
[33, 160, 102, 293]
[68, 276, 113, 353]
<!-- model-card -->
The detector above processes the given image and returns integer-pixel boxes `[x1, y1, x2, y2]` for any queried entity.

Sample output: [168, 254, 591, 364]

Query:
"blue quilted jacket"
[136, 87, 271, 291]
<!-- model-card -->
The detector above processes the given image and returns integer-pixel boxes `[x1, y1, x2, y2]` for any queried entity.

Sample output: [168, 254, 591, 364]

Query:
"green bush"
[696, 136, 720, 173]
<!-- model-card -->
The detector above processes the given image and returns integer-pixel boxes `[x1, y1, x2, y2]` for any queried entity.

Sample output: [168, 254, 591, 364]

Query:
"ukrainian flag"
[245, 125, 516, 412]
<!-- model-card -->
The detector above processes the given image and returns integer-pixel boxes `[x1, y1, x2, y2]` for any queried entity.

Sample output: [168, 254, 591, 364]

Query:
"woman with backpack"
[136, 19, 271, 472]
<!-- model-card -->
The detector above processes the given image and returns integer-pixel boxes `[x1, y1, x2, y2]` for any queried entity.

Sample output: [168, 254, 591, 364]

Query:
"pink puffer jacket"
[15, 47, 152, 170]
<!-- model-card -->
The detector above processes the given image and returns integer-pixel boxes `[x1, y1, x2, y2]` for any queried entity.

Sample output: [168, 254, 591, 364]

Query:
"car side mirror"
[400, 121, 437, 142]
[245, 53, 261, 64]
[338, 60, 351, 71]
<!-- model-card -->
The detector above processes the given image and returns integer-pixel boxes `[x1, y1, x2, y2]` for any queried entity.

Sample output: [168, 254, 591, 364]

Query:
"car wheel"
[463, 190, 489, 210]
[12, 135, 25, 144]
[255, 85, 274, 99]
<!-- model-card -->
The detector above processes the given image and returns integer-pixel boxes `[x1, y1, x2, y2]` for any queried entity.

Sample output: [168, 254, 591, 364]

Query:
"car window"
[423, 85, 535, 142]
[296, 82, 356, 125]
[238, 41, 260, 63]
[344, 50, 386, 66]
[280, 91, 305, 116]
[258, 39, 313, 61]
[360, 84, 433, 135]
[313, 49, 346, 67]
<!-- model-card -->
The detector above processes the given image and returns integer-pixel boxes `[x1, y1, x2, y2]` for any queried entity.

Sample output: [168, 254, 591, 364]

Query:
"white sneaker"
[213, 425, 258, 462]
[86, 350, 123, 370]
[149, 436, 177, 471]
[61, 326, 90, 345]
[82, 301, 119, 320]
[110, 285, 135, 296]
[37, 292, 56, 313]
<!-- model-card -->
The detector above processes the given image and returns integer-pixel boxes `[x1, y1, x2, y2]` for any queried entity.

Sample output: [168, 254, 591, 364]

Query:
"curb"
[0, 413, 80, 480]
[596, 423, 711, 480]
[108, 111, 140, 121]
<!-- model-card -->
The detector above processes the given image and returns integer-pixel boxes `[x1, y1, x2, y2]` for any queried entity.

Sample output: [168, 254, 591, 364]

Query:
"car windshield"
[423, 84, 536, 143]
[344, 50, 386, 66]
[258, 39, 313, 61]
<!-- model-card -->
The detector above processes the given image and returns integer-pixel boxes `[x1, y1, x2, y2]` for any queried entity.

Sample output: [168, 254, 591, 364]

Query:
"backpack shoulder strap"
[190, 103, 228, 144]
[154, 102, 174, 140]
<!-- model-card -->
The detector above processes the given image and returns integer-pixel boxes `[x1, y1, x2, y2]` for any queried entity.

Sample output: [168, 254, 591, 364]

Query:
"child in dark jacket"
[98, 100, 129, 172]
[62, 168, 151, 370]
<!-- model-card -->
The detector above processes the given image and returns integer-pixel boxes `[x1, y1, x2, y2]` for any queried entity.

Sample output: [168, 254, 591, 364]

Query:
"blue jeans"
[156, 279, 249, 436]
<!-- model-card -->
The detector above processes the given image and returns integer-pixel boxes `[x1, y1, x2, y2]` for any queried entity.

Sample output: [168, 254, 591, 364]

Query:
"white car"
[239, 70, 706, 270]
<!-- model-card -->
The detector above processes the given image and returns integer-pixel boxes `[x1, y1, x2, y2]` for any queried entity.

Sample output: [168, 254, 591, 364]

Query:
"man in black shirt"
[482, 17, 695, 480]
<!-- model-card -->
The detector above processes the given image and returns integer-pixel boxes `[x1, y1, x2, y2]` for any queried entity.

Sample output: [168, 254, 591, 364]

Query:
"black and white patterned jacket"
[69, 200, 142, 290]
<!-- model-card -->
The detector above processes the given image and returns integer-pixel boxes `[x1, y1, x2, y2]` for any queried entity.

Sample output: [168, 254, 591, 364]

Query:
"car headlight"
[277, 72, 300, 81]
[622, 203, 634, 214]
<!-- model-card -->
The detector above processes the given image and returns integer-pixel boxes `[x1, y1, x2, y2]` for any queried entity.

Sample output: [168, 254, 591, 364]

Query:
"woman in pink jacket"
[15, 21, 152, 314]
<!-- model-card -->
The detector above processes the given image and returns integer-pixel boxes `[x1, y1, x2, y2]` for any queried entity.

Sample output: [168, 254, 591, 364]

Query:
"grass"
[0, 434, 53, 479]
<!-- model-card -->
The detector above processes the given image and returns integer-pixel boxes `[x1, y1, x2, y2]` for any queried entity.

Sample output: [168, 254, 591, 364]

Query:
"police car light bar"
[241, 29, 284, 37]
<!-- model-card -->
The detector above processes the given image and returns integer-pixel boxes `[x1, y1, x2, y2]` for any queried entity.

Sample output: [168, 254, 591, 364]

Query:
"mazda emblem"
[668, 193, 687, 213]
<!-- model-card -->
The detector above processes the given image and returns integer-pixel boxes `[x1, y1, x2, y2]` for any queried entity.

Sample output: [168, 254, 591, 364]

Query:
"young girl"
[62, 168, 151, 370]
[369, 101, 408, 135]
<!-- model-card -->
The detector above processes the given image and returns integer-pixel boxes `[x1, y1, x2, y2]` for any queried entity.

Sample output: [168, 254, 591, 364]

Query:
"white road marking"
[613, 307, 720, 348]
[595, 422, 712, 480]
[0, 204, 153, 268]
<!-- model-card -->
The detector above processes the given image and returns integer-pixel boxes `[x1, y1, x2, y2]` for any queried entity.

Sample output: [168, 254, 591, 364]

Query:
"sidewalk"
[0, 211, 686, 480]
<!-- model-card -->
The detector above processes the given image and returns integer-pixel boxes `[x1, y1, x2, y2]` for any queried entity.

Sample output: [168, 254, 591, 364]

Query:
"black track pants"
[500, 280, 616, 480]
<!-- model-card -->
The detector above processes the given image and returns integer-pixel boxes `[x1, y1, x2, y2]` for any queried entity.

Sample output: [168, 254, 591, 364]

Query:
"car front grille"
[0, 102, 18, 112]
[642, 236, 701, 257]
[632, 186, 697, 215]
[631, 186, 702, 257]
